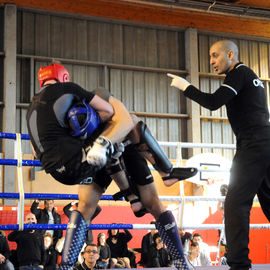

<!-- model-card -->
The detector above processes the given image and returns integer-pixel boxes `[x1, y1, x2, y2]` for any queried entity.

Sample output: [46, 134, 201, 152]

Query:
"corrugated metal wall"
[198, 34, 270, 160]
[2, 7, 270, 161]
[16, 9, 188, 158]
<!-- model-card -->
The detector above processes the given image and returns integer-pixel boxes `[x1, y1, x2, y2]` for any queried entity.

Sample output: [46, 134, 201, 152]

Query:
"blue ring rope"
[0, 159, 42, 166]
[0, 193, 123, 201]
[0, 132, 30, 140]
[0, 223, 133, 231]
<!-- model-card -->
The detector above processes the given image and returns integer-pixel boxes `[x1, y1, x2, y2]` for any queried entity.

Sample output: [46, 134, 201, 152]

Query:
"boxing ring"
[0, 132, 269, 269]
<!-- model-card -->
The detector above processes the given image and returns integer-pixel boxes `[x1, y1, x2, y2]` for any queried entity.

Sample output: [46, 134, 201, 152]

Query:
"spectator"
[8, 213, 45, 270]
[106, 228, 135, 268]
[31, 200, 62, 247]
[187, 242, 211, 266]
[74, 244, 102, 270]
[140, 221, 158, 266]
[217, 184, 228, 265]
[0, 231, 14, 270]
[96, 233, 111, 269]
[147, 233, 171, 268]
[192, 233, 211, 265]
[43, 233, 57, 270]
[63, 202, 101, 245]
[179, 229, 193, 256]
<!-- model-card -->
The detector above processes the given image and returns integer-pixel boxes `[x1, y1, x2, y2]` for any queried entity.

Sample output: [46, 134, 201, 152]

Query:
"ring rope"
[0, 132, 236, 149]
[0, 193, 260, 202]
[0, 223, 269, 231]
[0, 193, 122, 201]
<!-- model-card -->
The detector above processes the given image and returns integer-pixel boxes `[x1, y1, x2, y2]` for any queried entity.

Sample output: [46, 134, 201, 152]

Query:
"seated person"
[74, 244, 103, 270]
[8, 213, 46, 269]
[96, 233, 111, 269]
[179, 229, 193, 256]
[106, 228, 136, 268]
[147, 233, 171, 268]
[140, 221, 158, 266]
[192, 233, 211, 263]
[44, 233, 57, 270]
[31, 200, 62, 247]
[0, 231, 14, 270]
[187, 242, 211, 267]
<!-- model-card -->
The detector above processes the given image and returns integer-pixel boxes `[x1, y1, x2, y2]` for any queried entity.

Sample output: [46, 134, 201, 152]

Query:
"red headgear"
[38, 63, 70, 87]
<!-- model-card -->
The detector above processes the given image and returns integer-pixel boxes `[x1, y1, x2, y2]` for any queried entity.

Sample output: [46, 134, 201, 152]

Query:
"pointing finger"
[167, 73, 177, 79]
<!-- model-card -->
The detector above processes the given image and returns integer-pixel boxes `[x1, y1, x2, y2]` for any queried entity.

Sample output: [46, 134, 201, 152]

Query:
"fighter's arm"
[100, 96, 134, 144]
[89, 94, 114, 123]
[86, 94, 134, 167]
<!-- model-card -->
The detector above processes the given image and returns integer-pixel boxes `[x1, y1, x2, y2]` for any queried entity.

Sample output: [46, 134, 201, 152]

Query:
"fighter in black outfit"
[27, 63, 197, 270]
[168, 39, 270, 270]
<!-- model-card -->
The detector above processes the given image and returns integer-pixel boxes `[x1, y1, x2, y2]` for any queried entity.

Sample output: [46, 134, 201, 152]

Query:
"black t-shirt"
[184, 62, 270, 138]
[26, 82, 94, 172]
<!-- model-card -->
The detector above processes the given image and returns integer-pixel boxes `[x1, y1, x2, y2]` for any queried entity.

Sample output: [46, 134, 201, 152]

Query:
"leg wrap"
[137, 121, 172, 173]
[105, 161, 123, 176]
[60, 210, 88, 270]
[156, 211, 189, 270]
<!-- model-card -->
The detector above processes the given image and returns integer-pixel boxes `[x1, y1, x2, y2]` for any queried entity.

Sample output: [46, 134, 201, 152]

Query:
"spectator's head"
[81, 244, 100, 266]
[44, 200, 54, 212]
[192, 233, 202, 244]
[153, 233, 163, 247]
[189, 242, 200, 257]
[108, 228, 119, 238]
[44, 233, 53, 249]
[25, 213, 37, 224]
[97, 232, 106, 246]
[179, 229, 185, 237]
[220, 184, 228, 196]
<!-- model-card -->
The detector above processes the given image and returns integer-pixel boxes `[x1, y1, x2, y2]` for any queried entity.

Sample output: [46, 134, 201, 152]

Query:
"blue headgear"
[67, 99, 100, 138]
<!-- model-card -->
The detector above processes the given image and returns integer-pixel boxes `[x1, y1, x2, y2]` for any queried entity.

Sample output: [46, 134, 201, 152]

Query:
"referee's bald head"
[211, 40, 239, 60]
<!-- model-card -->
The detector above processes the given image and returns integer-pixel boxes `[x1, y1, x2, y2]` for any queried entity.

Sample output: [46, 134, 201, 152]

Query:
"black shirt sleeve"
[184, 84, 236, 111]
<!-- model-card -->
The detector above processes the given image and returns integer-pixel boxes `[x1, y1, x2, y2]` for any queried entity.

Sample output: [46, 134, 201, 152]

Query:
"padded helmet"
[38, 63, 70, 87]
[67, 99, 100, 138]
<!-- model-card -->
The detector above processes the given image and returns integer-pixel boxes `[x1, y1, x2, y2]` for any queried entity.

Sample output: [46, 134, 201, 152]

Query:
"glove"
[86, 136, 114, 168]
[111, 143, 125, 160]
[167, 73, 190, 91]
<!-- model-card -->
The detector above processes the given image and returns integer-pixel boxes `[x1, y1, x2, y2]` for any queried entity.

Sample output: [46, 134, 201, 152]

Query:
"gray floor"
[127, 265, 270, 270]
[195, 265, 269, 270]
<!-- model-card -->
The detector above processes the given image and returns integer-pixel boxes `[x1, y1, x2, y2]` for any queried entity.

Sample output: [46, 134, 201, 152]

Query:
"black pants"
[225, 135, 270, 270]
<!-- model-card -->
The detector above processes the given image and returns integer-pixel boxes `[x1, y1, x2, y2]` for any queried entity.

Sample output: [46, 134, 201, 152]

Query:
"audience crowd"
[4, 202, 219, 269]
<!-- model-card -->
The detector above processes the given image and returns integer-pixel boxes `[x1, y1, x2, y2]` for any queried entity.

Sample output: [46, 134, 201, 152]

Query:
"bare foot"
[163, 178, 179, 187]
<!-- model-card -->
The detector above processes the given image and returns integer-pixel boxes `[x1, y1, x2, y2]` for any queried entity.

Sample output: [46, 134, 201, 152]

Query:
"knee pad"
[61, 210, 88, 268]
[137, 121, 172, 173]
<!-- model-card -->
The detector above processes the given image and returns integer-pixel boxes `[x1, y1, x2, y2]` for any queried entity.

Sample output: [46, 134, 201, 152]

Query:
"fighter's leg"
[126, 115, 197, 187]
[137, 183, 190, 270]
[105, 158, 146, 217]
[60, 182, 103, 270]
[122, 147, 190, 270]
[58, 154, 112, 270]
